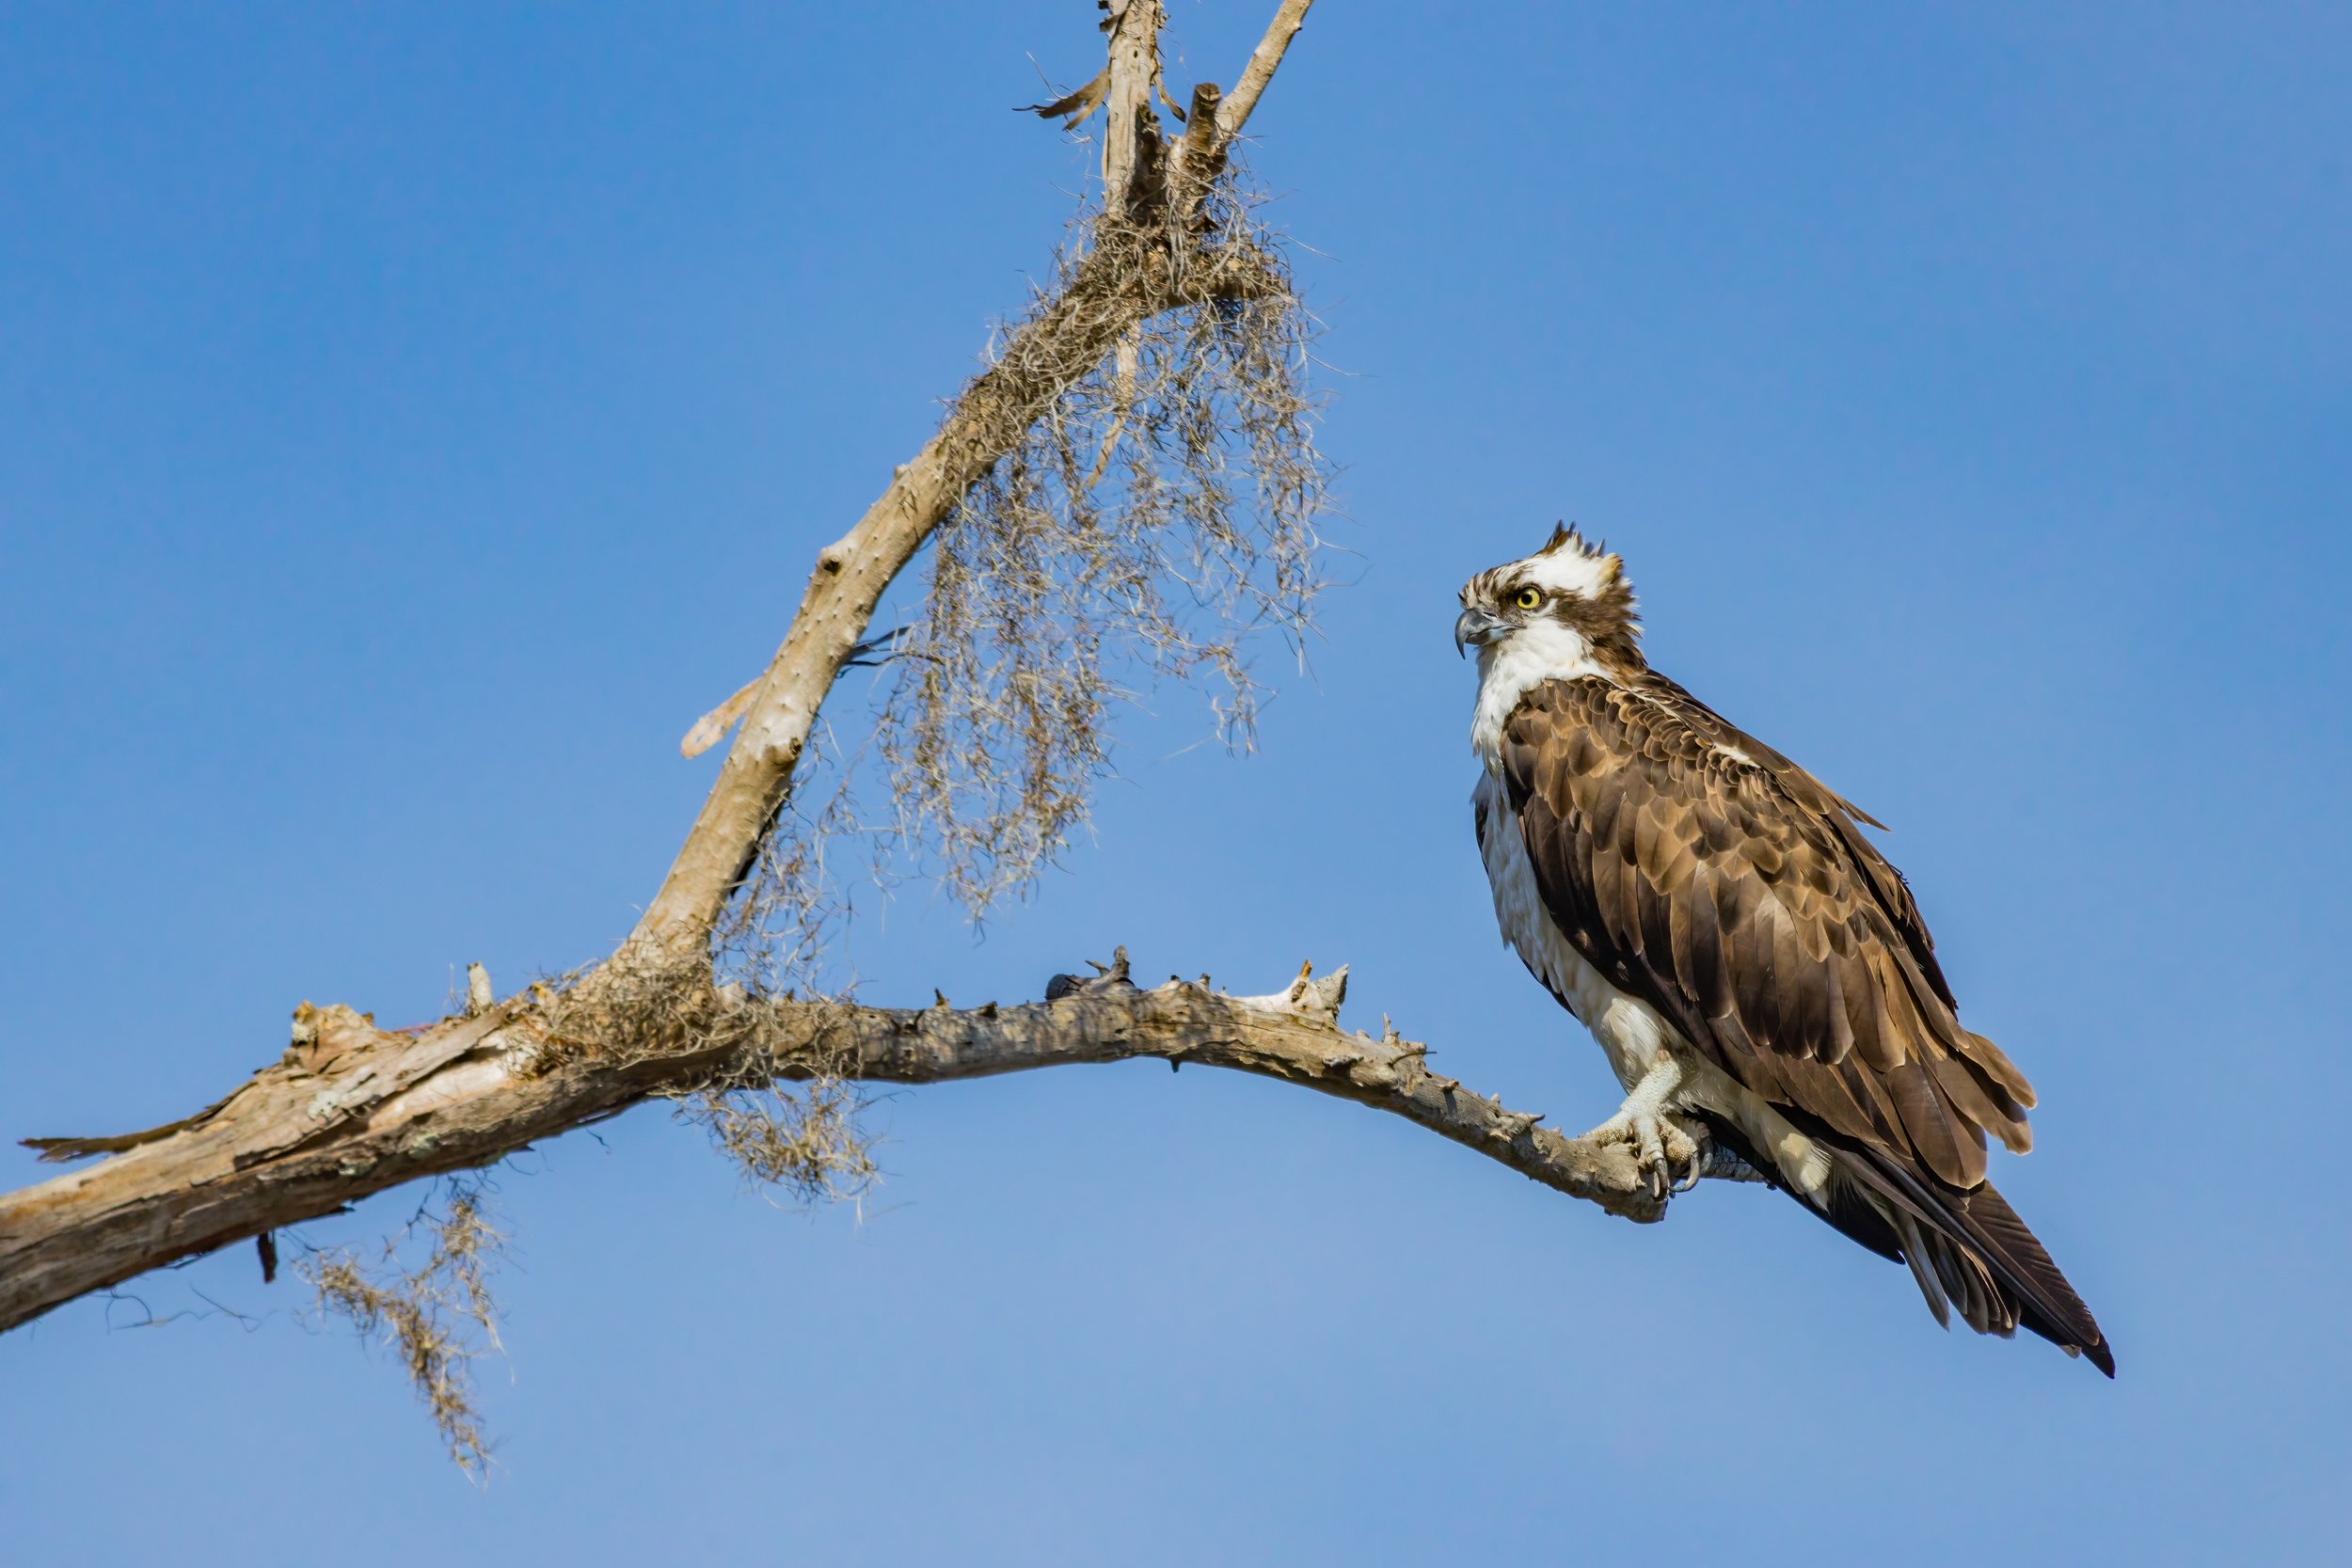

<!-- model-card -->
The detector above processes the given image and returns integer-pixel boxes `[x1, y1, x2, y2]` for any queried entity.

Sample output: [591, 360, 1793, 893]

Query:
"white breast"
[1470, 769, 1837, 1205]
[1473, 772, 1677, 1093]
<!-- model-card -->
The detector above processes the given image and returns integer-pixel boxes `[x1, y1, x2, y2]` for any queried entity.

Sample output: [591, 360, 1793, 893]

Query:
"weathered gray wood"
[0, 0, 1737, 1349]
[1218, 0, 1313, 138]
[0, 960, 1674, 1335]
[614, 0, 1311, 975]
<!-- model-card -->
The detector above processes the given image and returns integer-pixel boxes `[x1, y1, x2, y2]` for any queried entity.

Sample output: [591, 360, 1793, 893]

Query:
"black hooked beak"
[1454, 606, 1505, 657]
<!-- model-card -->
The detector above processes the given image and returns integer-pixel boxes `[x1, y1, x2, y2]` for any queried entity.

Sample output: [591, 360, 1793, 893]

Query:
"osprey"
[1459, 525, 2112, 1374]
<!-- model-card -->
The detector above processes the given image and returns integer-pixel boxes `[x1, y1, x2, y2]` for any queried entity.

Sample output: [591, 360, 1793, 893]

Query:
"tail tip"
[2066, 1338, 2117, 1378]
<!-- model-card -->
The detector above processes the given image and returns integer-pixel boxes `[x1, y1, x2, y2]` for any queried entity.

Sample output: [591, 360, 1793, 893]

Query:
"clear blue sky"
[5, 3, 2347, 1562]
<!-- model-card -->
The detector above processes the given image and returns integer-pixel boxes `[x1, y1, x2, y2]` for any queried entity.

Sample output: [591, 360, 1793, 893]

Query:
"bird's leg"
[1580, 1055, 1708, 1199]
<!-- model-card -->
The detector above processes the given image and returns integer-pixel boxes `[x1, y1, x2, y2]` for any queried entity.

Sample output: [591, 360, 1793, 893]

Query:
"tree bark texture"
[0, 958, 1698, 1334]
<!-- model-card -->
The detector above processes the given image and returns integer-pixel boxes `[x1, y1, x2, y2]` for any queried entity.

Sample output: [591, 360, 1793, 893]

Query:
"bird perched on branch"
[1457, 525, 2112, 1373]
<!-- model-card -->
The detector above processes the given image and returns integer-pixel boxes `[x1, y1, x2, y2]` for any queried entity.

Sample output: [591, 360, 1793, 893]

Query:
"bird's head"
[1455, 524, 1644, 676]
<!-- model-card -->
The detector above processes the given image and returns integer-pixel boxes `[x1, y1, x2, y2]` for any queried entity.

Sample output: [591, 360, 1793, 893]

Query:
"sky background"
[4, 3, 2348, 1563]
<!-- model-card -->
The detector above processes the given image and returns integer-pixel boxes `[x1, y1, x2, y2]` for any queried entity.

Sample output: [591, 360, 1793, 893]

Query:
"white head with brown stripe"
[1458, 525, 1645, 759]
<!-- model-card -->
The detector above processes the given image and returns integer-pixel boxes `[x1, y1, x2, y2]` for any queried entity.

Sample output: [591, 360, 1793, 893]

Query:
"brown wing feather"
[1652, 674, 2039, 1109]
[1498, 674, 2110, 1370]
[1495, 676, 2034, 1185]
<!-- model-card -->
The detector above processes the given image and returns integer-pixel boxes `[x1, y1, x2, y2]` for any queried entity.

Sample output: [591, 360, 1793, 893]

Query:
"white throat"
[1470, 620, 1613, 768]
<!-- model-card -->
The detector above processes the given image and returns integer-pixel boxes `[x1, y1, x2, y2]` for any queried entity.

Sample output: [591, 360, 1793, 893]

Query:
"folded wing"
[1498, 674, 2109, 1370]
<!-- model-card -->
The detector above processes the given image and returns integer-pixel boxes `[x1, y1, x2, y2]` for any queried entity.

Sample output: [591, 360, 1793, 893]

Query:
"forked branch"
[0, 0, 1757, 1371]
[623, 0, 1318, 974]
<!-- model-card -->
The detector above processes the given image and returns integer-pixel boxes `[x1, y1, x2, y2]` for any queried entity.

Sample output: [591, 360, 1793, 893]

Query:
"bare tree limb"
[619, 0, 1290, 974]
[617, 237, 1284, 974]
[0, 956, 1720, 1336]
[1217, 0, 1315, 138]
[1100, 0, 1168, 214]
[0, 0, 1755, 1370]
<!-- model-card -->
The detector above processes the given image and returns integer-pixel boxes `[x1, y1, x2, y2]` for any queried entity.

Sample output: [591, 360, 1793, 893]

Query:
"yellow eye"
[1512, 587, 1543, 610]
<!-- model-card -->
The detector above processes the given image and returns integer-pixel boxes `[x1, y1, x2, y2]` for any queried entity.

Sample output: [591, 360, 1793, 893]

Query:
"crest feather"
[1538, 521, 1620, 581]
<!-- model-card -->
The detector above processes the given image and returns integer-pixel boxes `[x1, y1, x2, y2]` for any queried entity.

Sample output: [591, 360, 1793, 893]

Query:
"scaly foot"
[1581, 1057, 1708, 1199]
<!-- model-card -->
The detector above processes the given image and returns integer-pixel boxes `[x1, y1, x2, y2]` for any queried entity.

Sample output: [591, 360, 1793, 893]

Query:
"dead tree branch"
[623, 0, 1311, 975]
[1219, 0, 1314, 137]
[0, 0, 1749, 1379]
[0, 955, 1708, 1335]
